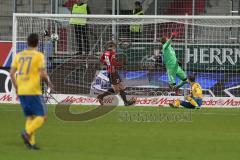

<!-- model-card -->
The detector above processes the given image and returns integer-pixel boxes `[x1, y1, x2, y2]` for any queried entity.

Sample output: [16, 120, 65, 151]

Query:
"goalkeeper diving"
[161, 32, 187, 94]
[169, 75, 203, 109]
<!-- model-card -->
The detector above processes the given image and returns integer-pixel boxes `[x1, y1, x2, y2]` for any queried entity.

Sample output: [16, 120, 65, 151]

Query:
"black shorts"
[109, 72, 122, 85]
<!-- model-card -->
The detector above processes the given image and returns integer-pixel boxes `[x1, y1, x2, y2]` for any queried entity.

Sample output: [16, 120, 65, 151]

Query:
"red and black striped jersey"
[100, 50, 122, 73]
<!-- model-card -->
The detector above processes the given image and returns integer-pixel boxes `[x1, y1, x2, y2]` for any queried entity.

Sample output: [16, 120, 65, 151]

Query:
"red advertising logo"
[0, 94, 12, 102]
[62, 96, 114, 104]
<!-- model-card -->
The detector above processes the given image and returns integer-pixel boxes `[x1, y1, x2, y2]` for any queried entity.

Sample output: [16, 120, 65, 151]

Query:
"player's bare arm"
[39, 69, 54, 90]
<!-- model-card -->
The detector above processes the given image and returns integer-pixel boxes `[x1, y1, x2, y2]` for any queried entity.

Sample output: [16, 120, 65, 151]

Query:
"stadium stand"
[0, 0, 239, 41]
[166, 0, 206, 15]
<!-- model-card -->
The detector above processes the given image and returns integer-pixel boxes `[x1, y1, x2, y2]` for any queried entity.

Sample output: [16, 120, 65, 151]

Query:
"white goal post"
[12, 13, 240, 107]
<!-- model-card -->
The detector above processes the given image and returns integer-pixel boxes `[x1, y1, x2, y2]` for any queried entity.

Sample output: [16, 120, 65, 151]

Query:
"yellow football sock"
[25, 117, 36, 145]
[25, 117, 33, 131]
[30, 132, 36, 145]
[174, 99, 180, 107]
[26, 116, 44, 135]
[186, 97, 198, 107]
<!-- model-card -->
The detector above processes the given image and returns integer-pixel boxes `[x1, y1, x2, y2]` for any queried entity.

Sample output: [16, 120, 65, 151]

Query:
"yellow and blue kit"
[11, 48, 47, 116]
[175, 82, 203, 109]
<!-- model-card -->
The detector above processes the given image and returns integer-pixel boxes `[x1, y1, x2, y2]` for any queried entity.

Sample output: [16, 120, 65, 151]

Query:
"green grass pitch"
[1, 104, 240, 160]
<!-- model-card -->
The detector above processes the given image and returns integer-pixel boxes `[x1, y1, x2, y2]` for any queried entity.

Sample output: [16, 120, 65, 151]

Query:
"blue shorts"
[19, 95, 47, 117]
[181, 97, 203, 109]
[193, 97, 203, 106]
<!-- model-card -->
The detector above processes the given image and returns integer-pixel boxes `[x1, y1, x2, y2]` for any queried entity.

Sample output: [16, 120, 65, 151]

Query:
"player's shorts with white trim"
[19, 95, 47, 116]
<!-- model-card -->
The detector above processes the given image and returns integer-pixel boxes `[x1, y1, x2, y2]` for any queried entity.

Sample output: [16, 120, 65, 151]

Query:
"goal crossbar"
[13, 13, 240, 20]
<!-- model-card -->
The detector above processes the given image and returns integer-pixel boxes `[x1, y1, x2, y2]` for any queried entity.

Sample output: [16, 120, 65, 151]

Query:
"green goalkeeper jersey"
[162, 39, 177, 68]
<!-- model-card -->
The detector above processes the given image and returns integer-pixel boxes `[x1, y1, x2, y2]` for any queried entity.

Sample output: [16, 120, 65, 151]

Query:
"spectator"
[130, 1, 144, 41]
[70, 0, 90, 54]
[59, 0, 71, 14]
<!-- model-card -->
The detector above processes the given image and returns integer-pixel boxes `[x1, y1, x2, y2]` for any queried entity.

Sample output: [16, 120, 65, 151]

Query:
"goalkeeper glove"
[171, 31, 178, 38]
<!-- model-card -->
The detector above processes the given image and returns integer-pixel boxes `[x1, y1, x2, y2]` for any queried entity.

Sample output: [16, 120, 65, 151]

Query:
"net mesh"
[15, 15, 240, 97]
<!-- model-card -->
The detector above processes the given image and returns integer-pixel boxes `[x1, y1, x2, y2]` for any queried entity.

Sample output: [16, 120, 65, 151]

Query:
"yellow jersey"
[11, 49, 45, 95]
[191, 82, 203, 99]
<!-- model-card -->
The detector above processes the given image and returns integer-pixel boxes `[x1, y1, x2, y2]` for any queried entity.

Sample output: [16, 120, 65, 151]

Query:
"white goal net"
[13, 14, 240, 105]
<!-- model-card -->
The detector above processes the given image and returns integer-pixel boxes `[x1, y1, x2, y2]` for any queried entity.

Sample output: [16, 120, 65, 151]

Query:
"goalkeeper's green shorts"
[166, 64, 187, 85]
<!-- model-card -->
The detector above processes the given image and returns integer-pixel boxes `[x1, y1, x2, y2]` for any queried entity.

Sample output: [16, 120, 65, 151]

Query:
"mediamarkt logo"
[185, 48, 240, 65]
[61, 96, 113, 104]
[203, 99, 240, 106]
[135, 97, 176, 105]
[135, 97, 240, 107]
